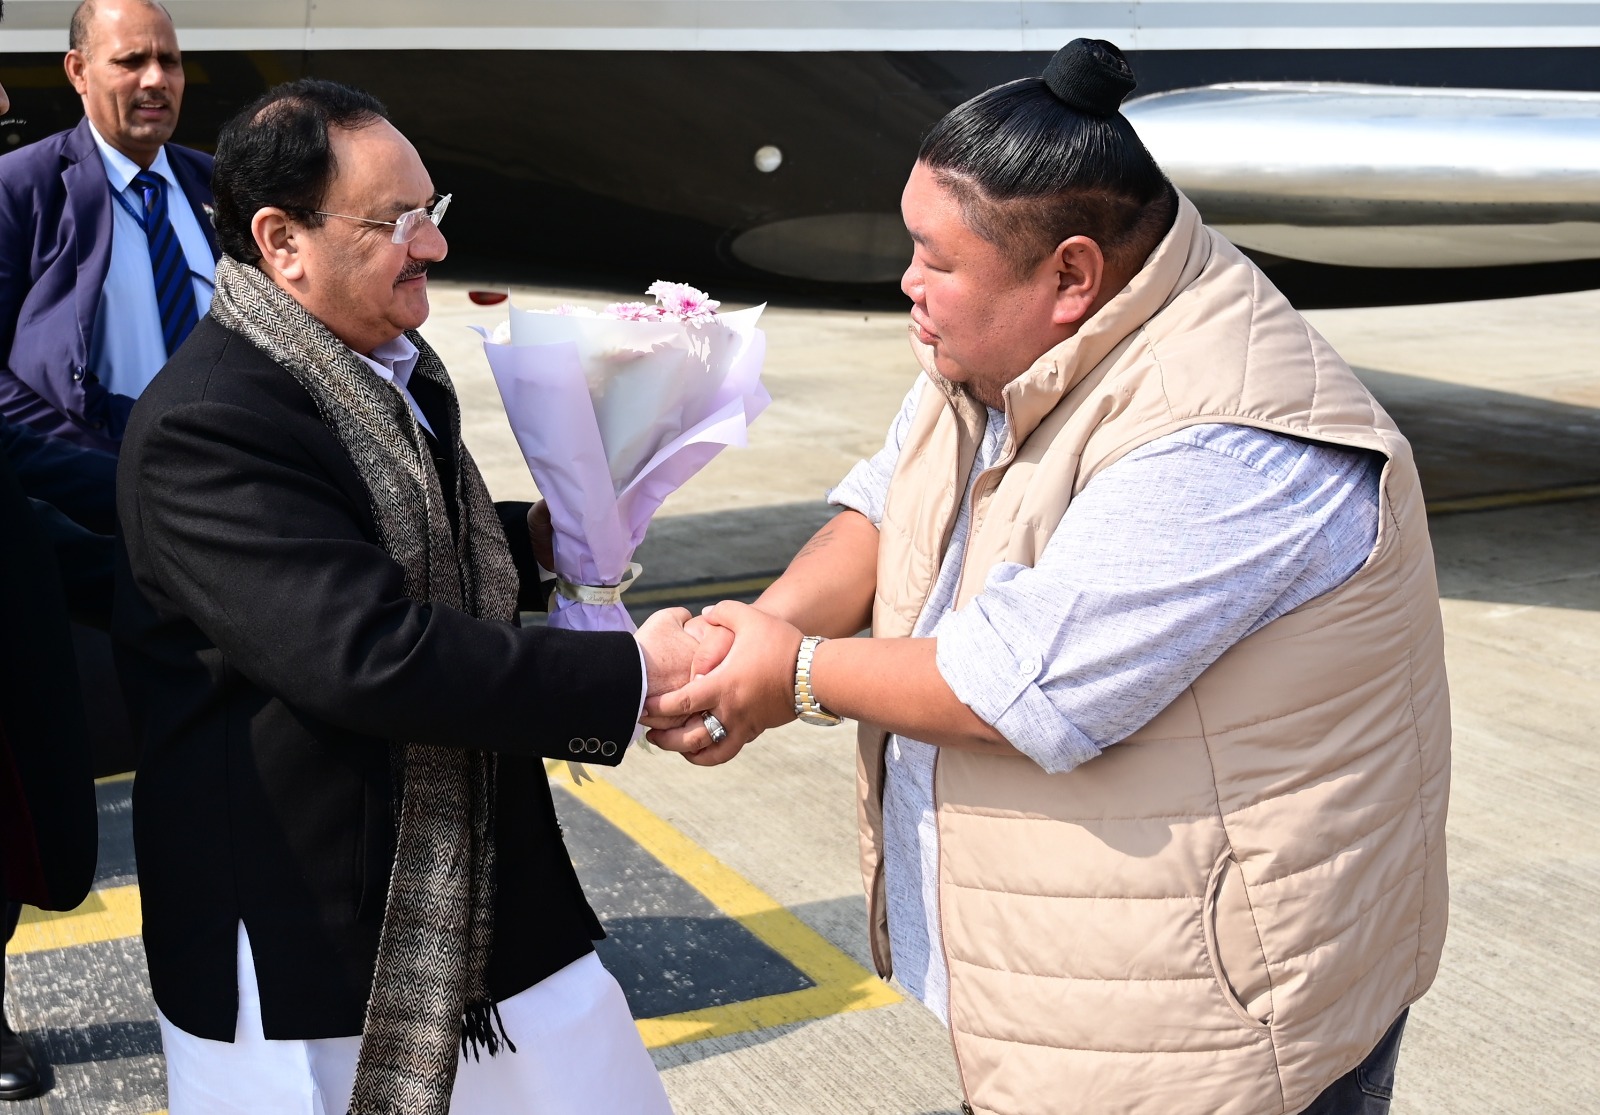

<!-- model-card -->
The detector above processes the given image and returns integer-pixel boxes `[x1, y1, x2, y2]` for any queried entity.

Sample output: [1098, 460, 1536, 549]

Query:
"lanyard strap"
[110, 180, 150, 231]
[108, 178, 216, 291]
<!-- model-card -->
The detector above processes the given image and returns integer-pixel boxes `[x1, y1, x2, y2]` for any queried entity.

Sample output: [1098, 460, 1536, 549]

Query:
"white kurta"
[158, 923, 673, 1114]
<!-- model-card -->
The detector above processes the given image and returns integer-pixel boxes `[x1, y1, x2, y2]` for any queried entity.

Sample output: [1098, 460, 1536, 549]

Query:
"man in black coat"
[114, 79, 692, 1113]
[0, 428, 111, 1102]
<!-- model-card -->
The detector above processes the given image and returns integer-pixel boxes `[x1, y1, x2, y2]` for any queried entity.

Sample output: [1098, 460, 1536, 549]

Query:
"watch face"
[799, 709, 843, 727]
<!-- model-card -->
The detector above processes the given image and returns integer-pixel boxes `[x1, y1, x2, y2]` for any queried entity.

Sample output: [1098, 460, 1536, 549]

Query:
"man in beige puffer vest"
[646, 38, 1449, 1115]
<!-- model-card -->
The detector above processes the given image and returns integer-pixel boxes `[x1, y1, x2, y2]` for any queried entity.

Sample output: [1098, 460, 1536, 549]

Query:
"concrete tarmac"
[5, 279, 1596, 1114]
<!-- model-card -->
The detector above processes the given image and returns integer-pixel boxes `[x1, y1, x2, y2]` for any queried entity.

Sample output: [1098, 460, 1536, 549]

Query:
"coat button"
[72, 364, 86, 382]
[600, 741, 617, 757]
[585, 737, 601, 754]
[568, 737, 584, 753]
[1018, 655, 1041, 678]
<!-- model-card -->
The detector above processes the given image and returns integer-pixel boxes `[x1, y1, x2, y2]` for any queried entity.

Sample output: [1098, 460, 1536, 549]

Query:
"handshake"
[633, 602, 819, 765]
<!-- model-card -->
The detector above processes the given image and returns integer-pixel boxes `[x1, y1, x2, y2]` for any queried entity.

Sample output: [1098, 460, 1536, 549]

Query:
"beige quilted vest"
[861, 195, 1450, 1115]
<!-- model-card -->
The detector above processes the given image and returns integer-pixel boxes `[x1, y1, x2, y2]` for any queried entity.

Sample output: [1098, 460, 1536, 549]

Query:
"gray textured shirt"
[828, 376, 1384, 1022]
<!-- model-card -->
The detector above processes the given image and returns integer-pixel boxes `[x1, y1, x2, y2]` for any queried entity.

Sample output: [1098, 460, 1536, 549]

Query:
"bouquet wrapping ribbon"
[555, 563, 643, 607]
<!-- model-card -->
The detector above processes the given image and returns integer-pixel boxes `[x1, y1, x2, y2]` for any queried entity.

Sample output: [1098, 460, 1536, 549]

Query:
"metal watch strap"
[794, 635, 842, 725]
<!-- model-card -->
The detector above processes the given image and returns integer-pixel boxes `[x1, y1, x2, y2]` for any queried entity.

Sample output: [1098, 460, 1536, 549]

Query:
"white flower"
[646, 280, 721, 323]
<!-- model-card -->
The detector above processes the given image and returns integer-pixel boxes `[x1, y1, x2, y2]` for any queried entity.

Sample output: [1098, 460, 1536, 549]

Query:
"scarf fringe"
[460, 1000, 518, 1063]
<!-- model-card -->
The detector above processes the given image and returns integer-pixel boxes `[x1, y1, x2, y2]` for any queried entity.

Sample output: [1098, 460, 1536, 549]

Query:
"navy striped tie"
[132, 172, 200, 358]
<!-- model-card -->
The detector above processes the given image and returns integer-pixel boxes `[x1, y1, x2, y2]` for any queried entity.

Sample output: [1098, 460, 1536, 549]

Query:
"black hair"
[211, 78, 389, 264]
[68, 0, 92, 51]
[68, 0, 170, 54]
[918, 39, 1176, 278]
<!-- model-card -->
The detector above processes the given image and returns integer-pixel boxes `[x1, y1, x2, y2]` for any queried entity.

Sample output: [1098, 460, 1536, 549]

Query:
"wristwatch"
[794, 635, 843, 726]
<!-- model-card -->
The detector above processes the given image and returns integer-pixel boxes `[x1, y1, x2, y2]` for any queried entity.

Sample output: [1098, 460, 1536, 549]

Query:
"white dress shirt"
[353, 333, 434, 435]
[86, 121, 216, 401]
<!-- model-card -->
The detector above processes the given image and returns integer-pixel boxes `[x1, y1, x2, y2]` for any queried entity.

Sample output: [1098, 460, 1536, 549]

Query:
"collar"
[86, 119, 177, 196]
[355, 333, 421, 392]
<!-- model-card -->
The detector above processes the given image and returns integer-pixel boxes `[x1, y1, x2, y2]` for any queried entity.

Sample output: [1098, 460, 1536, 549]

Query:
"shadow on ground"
[1356, 369, 1600, 614]
[1356, 368, 1600, 504]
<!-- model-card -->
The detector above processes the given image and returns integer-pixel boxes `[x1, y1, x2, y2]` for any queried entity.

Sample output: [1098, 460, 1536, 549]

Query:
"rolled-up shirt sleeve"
[935, 425, 1382, 774]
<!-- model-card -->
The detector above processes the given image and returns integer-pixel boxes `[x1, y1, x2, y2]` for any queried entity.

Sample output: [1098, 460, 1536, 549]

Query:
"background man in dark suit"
[0, 0, 217, 451]
[115, 79, 691, 1114]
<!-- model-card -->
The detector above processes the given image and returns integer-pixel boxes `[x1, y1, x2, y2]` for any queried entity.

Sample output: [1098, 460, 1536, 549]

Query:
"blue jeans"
[1298, 1008, 1409, 1115]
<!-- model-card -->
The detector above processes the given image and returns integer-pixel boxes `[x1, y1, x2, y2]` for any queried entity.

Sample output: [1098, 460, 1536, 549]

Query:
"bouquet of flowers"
[479, 282, 769, 636]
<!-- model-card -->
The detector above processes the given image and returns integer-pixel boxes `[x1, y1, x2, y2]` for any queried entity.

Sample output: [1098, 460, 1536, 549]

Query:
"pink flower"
[548, 303, 596, 317]
[603, 301, 663, 322]
[647, 280, 721, 323]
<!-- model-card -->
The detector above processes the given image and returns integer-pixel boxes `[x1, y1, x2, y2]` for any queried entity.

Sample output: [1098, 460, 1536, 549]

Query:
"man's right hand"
[634, 606, 699, 697]
[642, 601, 805, 765]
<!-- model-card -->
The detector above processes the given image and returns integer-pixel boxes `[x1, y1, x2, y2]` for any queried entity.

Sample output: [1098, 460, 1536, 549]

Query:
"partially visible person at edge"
[646, 39, 1450, 1115]
[115, 78, 699, 1114]
[0, 0, 218, 451]
[0, 435, 110, 1105]
[0, 2, 117, 1101]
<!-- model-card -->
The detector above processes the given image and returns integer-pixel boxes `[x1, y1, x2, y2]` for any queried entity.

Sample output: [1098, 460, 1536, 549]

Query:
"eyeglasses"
[311, 193, 452, 244]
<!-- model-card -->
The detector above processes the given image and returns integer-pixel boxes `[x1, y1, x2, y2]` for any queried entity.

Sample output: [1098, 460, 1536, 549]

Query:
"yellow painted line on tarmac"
[6, 771, 141, 954]
[547, 763, 900, 1048]
[1427, 481, 1600, 516]
[13, 762, 896, 1048]
[8, 884, 142, 955]
[626, 574, 778, 606]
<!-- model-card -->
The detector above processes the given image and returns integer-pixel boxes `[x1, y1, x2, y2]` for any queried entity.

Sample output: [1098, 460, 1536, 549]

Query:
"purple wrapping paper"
[478, 302, 770, 634]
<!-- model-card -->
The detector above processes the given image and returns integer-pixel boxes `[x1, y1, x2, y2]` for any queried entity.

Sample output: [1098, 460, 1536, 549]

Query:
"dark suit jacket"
[115, 315, 644, 1041]
[0, 119, 218, 452]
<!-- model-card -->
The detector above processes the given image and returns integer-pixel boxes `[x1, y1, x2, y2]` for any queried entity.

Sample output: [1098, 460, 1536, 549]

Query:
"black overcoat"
[115, 315, 643, 1041]
[0, 442, 101, 912]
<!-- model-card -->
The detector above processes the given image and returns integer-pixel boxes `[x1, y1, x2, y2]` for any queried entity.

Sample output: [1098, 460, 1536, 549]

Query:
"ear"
[64, 50, 90, 97]
[1048, 236, 1107, 327]
[251, 208, 306, 282]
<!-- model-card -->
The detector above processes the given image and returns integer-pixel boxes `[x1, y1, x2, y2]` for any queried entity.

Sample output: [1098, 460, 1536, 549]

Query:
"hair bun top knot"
[1042, 38, 1137, 116]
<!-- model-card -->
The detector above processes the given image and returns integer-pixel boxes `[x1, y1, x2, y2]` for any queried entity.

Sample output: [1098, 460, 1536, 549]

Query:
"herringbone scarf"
[210, 256, 521, 1115]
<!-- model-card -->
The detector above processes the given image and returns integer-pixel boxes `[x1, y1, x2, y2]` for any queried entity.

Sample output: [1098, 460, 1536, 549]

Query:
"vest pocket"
[1203, 850, 1273, 1031]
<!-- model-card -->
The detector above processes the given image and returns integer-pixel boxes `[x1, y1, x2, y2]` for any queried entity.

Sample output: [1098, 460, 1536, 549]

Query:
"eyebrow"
[383, 192, 439, 216]
[110, 49, 181, 64]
